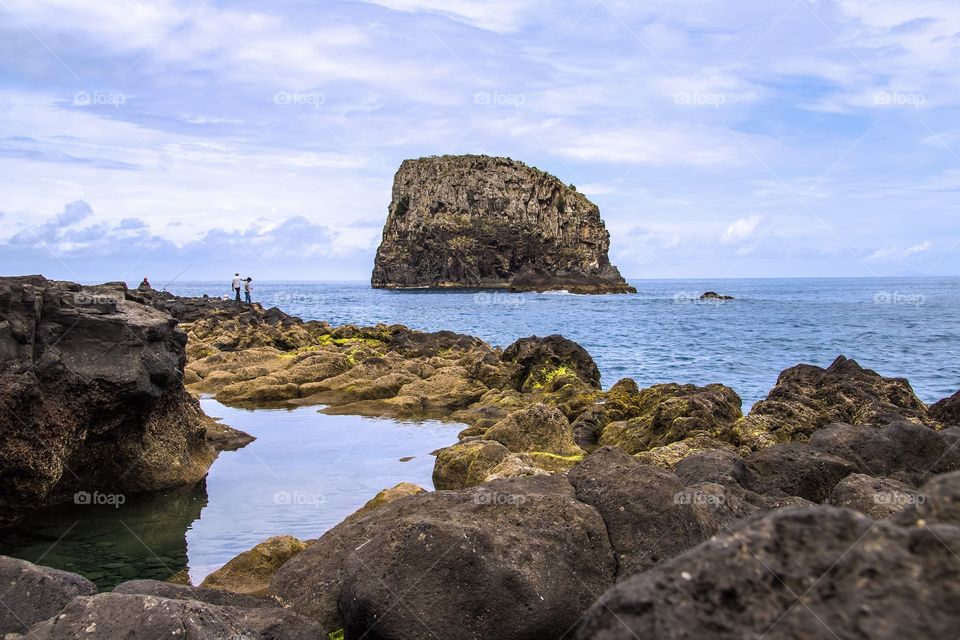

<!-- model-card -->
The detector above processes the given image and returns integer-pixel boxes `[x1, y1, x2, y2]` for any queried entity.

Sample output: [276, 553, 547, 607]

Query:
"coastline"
[2, 276, 959, 639]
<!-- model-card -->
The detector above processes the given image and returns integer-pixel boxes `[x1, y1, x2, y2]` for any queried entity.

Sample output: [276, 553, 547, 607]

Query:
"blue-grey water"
[2, 277, 957, 588]
[167, 277, 959, 407]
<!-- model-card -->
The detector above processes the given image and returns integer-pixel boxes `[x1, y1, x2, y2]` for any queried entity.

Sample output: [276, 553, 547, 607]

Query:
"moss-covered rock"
[353, 482, 426, 517]
[200, 535, 309, 596]
[632, 434, 739, 470]
[598, 383, 743, 455]
[482, 404, 583, 456]
[432, 440, 511, 490]
[502, 335, 601, 392]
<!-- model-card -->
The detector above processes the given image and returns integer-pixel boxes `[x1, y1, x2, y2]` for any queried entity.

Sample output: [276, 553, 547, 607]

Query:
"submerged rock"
[371, 154, 635, 294]
[699, 291, 734, 300]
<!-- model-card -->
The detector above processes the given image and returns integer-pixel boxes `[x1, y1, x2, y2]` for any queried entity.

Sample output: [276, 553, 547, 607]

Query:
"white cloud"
[721, 215, 763, 243]
[864, 240, 933, 261]
[367, 0, 552, 33]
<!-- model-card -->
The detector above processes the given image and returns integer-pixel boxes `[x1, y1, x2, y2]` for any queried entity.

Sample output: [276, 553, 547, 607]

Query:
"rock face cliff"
[0, 276, 217, 527]
[371, 155, 635, 294]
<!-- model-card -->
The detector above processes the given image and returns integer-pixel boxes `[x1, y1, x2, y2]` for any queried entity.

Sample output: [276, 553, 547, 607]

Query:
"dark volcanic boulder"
[931, 389, 960, 425]
[575, 505, 960, 640]
[19, 593, 324, 639]
[0, 276, 216, 526]
[807, 421, 960, 486]
[0, 556, 96, 635]
[568, 447, 758, 580]
[829, 473, 920, 518]
[371, 155, 635, 294]
[502, 334, 601, 392]
[734, 355, 934, 449]
[272, 475, 615, 638]
[746, 442, 858, 502]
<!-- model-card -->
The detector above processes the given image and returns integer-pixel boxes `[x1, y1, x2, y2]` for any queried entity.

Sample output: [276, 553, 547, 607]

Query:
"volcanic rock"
[0, 276, 218, 526]
[371, 155, 635, 294]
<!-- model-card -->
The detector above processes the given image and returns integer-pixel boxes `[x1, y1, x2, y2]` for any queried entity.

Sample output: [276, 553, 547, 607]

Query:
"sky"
[1, 0, 958, 283]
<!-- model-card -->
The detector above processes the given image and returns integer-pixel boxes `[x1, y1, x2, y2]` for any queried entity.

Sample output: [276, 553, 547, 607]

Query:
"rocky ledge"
[0, 276, 250, 527]
[371, 155, 635, 294]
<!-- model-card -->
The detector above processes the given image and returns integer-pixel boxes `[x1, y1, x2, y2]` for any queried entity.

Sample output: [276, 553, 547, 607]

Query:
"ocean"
[166, 277, 960, 407]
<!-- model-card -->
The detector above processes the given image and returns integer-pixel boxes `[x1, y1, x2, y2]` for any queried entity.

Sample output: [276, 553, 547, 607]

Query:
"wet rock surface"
[371, 155, 635, 294]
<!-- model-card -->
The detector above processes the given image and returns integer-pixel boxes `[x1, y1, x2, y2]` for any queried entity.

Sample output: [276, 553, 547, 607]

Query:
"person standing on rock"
[244, 277, 253, 304]
[232, 273, 242, 302]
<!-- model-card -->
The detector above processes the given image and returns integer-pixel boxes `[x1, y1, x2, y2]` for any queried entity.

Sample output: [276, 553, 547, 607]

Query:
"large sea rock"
[0, 276, 219, 526]
[371, 154, 636, 294]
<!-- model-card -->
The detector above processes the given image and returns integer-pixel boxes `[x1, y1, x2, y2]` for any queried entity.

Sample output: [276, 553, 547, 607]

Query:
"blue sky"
[1, 0, 958, 282]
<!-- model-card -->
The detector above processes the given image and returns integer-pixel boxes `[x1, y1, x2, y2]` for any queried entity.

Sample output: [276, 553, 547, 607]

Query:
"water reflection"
[0, 483, 206, 590]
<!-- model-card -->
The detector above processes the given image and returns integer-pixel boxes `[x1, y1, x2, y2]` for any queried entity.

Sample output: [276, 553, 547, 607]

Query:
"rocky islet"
[371, 155, 635, 295]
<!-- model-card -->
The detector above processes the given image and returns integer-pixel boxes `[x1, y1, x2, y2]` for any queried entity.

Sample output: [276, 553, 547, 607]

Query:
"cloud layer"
[0, 0, 957, 280]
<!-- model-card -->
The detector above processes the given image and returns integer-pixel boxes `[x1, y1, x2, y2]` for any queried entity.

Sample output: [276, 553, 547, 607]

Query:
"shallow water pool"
[0, 398, 461, 589]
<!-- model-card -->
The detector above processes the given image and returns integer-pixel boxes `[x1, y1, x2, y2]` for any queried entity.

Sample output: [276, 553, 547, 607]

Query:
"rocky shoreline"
[2, 277, 960, 639]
